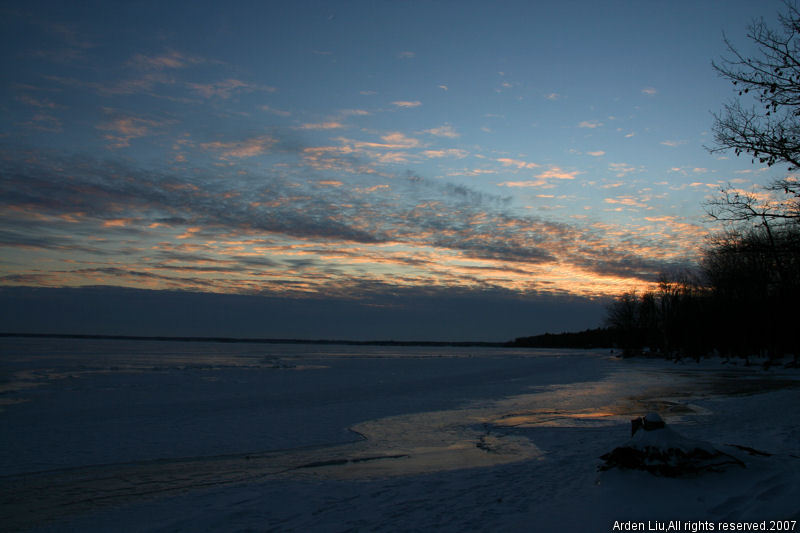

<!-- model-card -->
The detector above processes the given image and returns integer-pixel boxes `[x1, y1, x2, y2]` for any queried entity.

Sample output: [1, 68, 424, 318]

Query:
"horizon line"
[0, 332, 514, 348]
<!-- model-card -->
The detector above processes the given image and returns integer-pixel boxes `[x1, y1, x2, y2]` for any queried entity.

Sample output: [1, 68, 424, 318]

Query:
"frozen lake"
[0, 337, 612, 475]
[1, 337, 798, 531]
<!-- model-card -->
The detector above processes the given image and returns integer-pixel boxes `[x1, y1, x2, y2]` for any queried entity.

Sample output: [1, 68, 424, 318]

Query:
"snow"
[599, 412, 746, 477]
[625, 413, 717, 454]
[1, 338, 799, 531]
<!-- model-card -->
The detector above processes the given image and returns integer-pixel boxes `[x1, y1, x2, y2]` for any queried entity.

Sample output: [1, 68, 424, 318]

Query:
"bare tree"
[709, 1, 800, 227]
[711, 2, 800, 168]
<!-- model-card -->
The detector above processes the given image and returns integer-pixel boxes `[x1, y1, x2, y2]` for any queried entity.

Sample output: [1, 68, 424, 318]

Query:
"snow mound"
[599, 413, 745, 477]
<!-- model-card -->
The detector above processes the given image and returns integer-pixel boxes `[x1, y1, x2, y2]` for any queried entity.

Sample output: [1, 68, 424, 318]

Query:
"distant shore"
[0, 332, 513, 348]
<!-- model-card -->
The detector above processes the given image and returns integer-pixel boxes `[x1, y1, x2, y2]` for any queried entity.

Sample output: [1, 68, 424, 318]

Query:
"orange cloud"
[391, 100, 422, 108]
[497, 180, 549, 188]
[422, 149, 468, 159]
[424, 125, 459, 138]
[380, 132, 420, 148]
[604, 196, 651, 209]
[102, 218, 134, 227]
[97, 115, 164, 148]
[609, 162, 637, 177]
[298, 121, 344, 130]
[201, 135, 275, 159]
[536, 167, 579, 180]
[497, 158, 539, 169]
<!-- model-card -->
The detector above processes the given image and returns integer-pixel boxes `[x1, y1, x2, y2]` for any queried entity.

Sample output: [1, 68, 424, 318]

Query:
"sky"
[0, 1, 791, 340]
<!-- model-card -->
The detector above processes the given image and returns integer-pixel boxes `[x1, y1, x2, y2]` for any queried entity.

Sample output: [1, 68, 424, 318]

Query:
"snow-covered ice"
[1, 337, 798, 531]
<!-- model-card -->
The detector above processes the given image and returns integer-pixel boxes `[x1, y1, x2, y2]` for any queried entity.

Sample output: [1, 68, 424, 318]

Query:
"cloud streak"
[0, 144, 695, 299]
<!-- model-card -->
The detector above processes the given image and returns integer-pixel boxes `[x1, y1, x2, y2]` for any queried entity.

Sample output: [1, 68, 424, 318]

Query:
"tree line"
[607, 2, 800, 362]
[605, 223, 799, 361]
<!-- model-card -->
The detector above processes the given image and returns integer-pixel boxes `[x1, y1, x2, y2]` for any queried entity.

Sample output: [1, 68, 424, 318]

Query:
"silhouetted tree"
[709, 1, 800, 232]
[604, 272, 710, 358]
[702, 224, 800, 360]
[711, 1, 800, 171]
[605, 291, 642, 356]
[706, 182, 799, 235]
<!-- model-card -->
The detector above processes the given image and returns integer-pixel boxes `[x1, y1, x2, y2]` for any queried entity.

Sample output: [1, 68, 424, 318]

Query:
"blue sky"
[0, 1, 791, 339]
